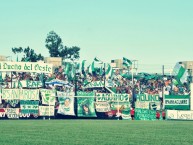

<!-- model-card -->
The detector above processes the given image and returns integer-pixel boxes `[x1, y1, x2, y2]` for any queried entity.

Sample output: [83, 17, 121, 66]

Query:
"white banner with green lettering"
[20, 100, 39, 115]
[135, 94, 161, 110]
[5, 108, 20, 119]
[2, 89, 39, 100]
[39, 106, 55, 116]
[0, 61, 53, 73]
[167, 110, 193, 120]
[9, 80, 43, 88]
[95, 102, 111, 112]
[164, 95, 190, 110]
[96, 93, 130, 112]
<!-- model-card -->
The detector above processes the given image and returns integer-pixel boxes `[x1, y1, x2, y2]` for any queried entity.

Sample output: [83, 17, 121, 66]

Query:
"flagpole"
[49, 94, 50, 120]
[118, 98, 119, 120]
[132, 63, 134, 85]
[104, 63, 106, 87]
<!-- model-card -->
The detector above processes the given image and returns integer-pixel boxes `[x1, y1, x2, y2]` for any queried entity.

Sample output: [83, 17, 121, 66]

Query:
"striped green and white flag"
[94, 57, 103, 64]
[123, 57, 132, 67]
[172, 63, 188, 84]
[105, 64, 112, 75]
[91, 61, 95, 72]
[81, 60, 86, 76]
[0, 72, 3, 82]
[65, 63, 70, 74]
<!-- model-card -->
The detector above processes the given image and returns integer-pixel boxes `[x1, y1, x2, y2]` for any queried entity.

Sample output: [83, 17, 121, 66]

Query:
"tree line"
[12, 31, 80, 62]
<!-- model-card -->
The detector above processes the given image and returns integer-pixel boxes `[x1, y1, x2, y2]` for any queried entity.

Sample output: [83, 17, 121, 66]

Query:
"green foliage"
[45, 31, 80, 61]
[45, 31, 63, 57]
[11, 46, 44, 62]
[0, 120, 193, 145]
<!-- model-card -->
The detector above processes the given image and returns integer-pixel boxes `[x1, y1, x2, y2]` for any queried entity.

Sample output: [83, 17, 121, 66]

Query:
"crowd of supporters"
[1, 65, 191, 97]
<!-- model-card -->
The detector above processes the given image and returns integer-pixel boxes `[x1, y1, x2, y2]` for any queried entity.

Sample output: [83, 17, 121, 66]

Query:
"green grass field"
[0, 120, 193, 145]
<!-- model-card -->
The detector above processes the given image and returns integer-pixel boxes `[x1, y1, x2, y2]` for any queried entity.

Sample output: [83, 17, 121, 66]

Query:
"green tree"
[45, 31, 63, 57]
[12, 46, 44, 62]
[45, 31, 80, 61]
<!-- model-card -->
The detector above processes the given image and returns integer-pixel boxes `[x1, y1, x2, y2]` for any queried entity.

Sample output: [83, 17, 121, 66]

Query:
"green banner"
[135, 108, 156, 120]
[20, 100, 39, 114]
[164, 95, 190, 110]
[77, 97, 96, 117]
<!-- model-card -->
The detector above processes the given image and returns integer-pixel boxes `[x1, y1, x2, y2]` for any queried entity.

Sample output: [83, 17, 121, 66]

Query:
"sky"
[0, 0, 193, 73]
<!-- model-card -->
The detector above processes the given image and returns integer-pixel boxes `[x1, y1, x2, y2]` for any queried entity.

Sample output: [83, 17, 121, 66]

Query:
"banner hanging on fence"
[39, 106, 55, 116]
[77, 97, 96, 117]
[5, 108, 20, 119]
[58, 97, 75, 116]
[2, 89, 39, 100]
[164, 95, 190, 110]
[40, 89, 56, 105]
[136, 94, 160, 102]
[95, 102, 111, 112]
[121, 109, 131, 120]
[135, 108, 156, 120]
[135, 102, 149, 109]
[9, 80, 43, 88]
[20, 100, 39, 114]
[96, 93, 130, 111]
[96, 93, 129, 102]
[5, 100, 19, 107]
[167, 110, 193, 120]
[0, 61, 53, 73]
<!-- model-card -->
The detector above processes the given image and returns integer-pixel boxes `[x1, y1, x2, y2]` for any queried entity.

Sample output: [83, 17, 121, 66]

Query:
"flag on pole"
[0, 72, 3, 82]
[65, 63, 70, 74]
[172, 62, 188, 84]
[16, 55, 19, 62]
[94, 57, 103, 64]
[105, 64, 112, 75]
[81, 60, 86, 76]
[123, 57, 132, 67]
[91, 61, 95, 72]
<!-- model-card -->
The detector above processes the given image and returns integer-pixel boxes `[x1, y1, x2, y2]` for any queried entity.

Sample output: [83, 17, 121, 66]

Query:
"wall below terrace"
[0, 56, 7, 61]
[44, 57, 62, 68]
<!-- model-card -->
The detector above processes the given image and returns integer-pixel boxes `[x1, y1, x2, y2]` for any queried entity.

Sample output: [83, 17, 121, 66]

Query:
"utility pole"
[162, 65, 164, 109]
